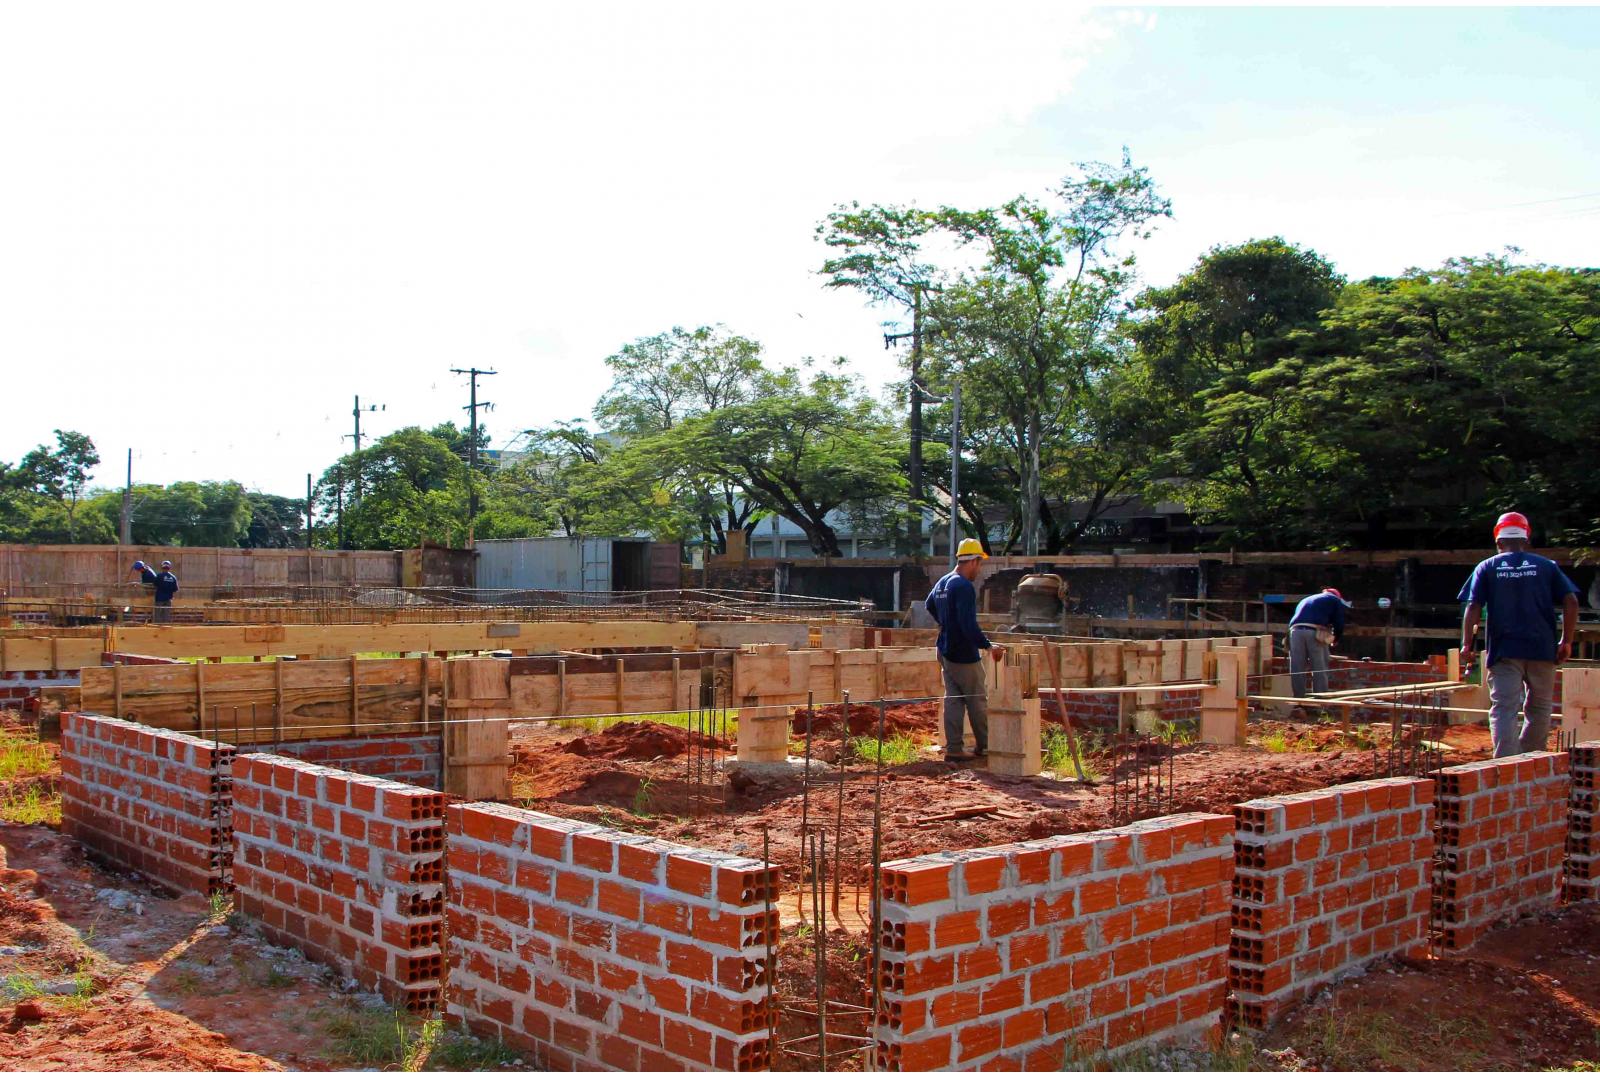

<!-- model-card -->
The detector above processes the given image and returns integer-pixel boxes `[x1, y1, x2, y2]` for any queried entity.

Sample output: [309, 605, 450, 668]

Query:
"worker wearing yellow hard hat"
[924, 536, 1004, 763]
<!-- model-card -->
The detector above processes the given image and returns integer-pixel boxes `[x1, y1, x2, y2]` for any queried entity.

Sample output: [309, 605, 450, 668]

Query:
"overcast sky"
[1, 3, 1595, 497]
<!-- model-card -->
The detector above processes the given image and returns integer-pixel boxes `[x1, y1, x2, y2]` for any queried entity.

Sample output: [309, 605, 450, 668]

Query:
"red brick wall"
[1564, 742, 1598, 903]
[267, 734, 442, 789]
[445, 802, 778, 1071]
[1228, 778, 1434, 1028]
[0, 669, 78, 709]
[230, 753, 447, 1011]
[60, 712, 234, 895]
[1042, 689, 1202, 731]
[1432, 751, 1570, 952]
[873, 813, 1234, 1070]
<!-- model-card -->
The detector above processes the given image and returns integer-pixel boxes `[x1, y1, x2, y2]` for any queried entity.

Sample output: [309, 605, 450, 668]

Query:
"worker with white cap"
[1459, 511, 1580, 757]
[925, 538, 1005, 762]
[1287, 587, 1351, 699]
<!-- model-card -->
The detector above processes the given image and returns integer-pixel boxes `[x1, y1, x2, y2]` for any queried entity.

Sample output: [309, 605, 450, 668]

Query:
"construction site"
[0, 541, 1597, 1071]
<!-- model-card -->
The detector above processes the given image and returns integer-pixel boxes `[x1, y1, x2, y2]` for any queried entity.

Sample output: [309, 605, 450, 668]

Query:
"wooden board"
[81, 657, 443, 740]
[443, 657, 510, 800]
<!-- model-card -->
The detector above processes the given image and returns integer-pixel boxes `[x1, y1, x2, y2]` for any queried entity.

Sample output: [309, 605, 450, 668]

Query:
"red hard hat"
[1323, 587, 1343, 600]
[1493, 511, 1531, 540]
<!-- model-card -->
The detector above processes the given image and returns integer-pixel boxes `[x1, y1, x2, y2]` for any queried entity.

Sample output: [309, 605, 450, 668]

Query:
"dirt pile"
[791, 701, 942, 739]
[559, 721, 728, 762]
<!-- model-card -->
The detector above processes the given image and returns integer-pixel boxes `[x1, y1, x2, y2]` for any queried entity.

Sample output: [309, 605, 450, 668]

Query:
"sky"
[1, 3, 1595, 498]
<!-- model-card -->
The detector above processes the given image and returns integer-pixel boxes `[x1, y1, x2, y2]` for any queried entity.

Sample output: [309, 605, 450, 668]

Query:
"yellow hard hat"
[955, 538, 987, 560]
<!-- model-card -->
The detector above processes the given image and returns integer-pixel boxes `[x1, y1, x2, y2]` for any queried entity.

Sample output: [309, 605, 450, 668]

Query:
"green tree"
[821, 152, 1170, 553]
[1130, 237, 1345, 546]
[318, 427, 470, 549]
[641, 364, 906, 556]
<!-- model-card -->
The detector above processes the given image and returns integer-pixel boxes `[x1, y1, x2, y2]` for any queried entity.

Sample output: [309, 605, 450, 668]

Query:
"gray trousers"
[1288, 625, 1331, 698]
[1487, 658, 1556, 758]
[153, 600, 173, 624]
[940, 657, 989, 754]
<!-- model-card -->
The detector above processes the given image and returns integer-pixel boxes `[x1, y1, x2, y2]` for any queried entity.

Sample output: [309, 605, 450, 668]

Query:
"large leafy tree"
[594, 326, 766, 552]
[638, 364, 906, 556]
[820, 152, 1171, 553]
[318, 427, 470, 549]
[1130, 237, 1346, 546]
[1300, 256, 1600, 545]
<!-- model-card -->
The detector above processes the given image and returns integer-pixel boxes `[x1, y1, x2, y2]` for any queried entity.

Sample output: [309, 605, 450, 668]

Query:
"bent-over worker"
[1459, 512, 1579, 758]
[925, 538, 1005, 762]
[132, 560, 158, 588]
[153, 561, 179, 624]
[1288, 587, 1350, 698]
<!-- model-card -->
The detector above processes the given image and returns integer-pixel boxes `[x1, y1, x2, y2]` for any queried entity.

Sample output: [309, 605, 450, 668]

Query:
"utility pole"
[886, 284, 928, 557]
[119, 449, 133, 545]
[346, 395, 385, 501]
[450, 367, 497, 542]
[949, 380, 961, 567]
[305, 473, 314, 586]
[335, 464, 345, 550]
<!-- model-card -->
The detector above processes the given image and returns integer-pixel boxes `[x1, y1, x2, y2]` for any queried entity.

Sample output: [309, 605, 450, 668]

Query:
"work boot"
[944, 751, 975, 763]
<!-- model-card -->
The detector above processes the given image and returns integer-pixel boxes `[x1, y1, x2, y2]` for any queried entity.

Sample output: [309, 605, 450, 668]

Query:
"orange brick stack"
[1228, 777, 1434, 1028]
[1564, 741, 1599, 903]
[1432, 750, 1570, 952]
[60, 712, 234, 895]
[231, 753, 447, 1012]
[872, 813, 1234, 1071]
[446, 802, 779, 1071]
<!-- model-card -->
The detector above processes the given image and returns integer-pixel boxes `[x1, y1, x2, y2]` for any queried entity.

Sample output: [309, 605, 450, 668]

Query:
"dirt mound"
[559, 721, 728, 762]
[791, 701, 942, 739]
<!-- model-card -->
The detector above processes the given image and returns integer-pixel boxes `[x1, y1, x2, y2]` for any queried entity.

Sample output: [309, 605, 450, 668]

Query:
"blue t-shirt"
[1290, 592, 1347, 638]
[925, 571, 992, 664]
[1457, 551, 1577, 665]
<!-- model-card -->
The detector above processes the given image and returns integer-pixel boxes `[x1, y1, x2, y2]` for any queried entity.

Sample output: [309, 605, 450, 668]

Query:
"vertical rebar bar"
[869, 699, 887, 1064]
[832, 691, 849, 928]
[763, 823, 776, 1061]
[813, 830, 828, 1072]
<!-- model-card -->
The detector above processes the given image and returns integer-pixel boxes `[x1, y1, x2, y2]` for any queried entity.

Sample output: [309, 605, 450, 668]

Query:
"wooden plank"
[443, 658, 509, 800]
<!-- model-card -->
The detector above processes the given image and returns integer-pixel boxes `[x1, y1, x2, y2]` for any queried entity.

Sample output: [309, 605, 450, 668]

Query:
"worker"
[1288, 587, 1350, 699]
[153, 561, 179, 623]
[1458, 512, 1579, 758]
[925, 538, 1005, 762]
[131, 560, 158, 588]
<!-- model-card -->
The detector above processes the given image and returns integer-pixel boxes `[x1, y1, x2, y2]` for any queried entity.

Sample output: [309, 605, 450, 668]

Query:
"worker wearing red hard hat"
[1459, 512, 1580, 757]
[1287, 586, 1351, 700]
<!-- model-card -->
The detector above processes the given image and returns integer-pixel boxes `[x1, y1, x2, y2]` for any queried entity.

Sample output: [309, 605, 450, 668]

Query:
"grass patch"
[1259, 731, 1292, 753]
[2, 973, 44, 1002]
[1, 783, 61, 827]
[425, 1024, 523, 1070]
[0, 728, 53, 782]
[848, 733, 921, 766]
[1301, 1008, 1494, 1071]
[319, 1005, 439, 1070]
[1043, 729, 1101, 780]
[631, 777, 657, 817]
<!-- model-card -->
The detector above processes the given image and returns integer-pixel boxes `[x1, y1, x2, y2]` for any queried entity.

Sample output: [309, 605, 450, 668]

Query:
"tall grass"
[0, 731, 53, 782]
[848, 733, 922, 766]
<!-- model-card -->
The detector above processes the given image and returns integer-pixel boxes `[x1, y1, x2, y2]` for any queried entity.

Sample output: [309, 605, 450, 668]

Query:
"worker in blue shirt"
[131, 560, 159, 588]
[153, 561, 179, 624]
[925, 538, 1005, 762]
[1288, 587, 1350, 698]
[1459, 512, 1579, 758]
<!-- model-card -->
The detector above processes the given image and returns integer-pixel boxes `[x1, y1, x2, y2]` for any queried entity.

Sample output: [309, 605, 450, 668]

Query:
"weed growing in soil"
[0, 784, 60, 826]
[208, 892, 232, 920]
[426, 1024, 523, 1070]
[848, 733, 921, 766]
[0, 729, 53, 781]
[1260, 731, 1292, 753]
[2, 973, 44, 1002]
[1042, 731, 1102, 780]
[319, 1005, 435, 1069]
[632, 777, 656, 817]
